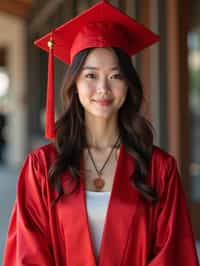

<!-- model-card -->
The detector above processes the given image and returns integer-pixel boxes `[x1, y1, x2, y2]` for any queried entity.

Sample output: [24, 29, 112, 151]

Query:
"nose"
[96, 78, 111, 94]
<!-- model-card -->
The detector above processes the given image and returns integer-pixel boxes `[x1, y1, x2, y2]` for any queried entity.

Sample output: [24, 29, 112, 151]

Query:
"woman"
[3, 1, 199, 265]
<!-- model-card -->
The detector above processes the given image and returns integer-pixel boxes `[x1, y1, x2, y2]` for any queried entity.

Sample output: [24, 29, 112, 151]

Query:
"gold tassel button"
[48, 39, 54, 48]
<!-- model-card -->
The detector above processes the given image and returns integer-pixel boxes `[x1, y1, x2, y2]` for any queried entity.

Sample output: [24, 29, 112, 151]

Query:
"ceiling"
[0, 0, 34, 18]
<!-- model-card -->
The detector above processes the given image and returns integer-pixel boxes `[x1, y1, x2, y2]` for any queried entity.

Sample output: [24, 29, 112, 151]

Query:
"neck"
[85, 114, 120, 149]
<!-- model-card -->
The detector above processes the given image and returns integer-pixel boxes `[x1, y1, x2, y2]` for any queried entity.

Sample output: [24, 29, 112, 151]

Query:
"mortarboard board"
[34, 0, 160, 140]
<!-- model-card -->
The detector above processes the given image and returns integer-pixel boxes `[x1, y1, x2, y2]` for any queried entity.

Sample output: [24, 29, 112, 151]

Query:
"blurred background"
[0, 0, 200, 263]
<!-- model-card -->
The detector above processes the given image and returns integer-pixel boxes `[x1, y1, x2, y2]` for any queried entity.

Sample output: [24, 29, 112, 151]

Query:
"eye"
[111, 73, 124, 80]
[85, 73, 96, 79]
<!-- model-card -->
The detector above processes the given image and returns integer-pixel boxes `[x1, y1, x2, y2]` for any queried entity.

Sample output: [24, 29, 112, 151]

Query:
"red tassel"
[45, 33, 56, 139]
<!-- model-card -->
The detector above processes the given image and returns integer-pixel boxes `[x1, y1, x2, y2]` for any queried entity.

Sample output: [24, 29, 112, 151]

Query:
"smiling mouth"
[93, 99, 113, 106]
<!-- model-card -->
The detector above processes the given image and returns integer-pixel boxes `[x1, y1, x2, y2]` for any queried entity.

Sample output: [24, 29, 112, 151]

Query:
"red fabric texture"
[70, 22, 130, 63]
[3, 144, 199, 266]
[34, 0, 160, 65]
[45, 36, 56, 140]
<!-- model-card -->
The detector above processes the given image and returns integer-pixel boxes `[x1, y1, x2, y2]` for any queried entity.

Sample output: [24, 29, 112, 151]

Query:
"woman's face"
[75, 48, 128, 120]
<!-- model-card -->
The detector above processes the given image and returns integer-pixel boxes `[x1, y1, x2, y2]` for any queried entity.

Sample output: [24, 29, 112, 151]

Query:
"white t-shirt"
[85, 190, 111, 260]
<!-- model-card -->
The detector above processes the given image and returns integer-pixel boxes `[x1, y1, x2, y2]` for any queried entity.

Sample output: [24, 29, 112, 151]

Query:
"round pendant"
[94, 177, 105, 190]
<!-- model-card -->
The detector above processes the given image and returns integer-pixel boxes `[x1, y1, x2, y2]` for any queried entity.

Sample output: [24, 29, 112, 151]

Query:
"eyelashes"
[85, 73, 96, 79]
[85, 73, 124, 80]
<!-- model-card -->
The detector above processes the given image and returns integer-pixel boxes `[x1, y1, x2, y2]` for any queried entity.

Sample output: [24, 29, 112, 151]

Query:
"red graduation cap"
[34, 0, 160, 140]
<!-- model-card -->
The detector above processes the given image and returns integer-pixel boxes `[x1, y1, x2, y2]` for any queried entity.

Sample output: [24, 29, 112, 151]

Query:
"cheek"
[114, 87, 128, 100]
[77, 84, 94, 102]
[116, 88, 128, 108]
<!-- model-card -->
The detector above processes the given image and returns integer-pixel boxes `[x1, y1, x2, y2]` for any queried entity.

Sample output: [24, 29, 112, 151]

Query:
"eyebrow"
[82, 66, 120, 71]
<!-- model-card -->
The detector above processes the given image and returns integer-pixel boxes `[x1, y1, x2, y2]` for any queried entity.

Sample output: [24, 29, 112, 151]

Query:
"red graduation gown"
[3, 143, 199, 266]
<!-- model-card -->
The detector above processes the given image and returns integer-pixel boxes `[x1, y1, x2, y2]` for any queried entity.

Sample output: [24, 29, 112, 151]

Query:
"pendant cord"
[87, 135, 120, 177]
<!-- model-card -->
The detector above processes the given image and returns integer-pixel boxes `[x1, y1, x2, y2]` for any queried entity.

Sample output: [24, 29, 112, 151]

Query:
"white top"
[85, 190, 111, 260]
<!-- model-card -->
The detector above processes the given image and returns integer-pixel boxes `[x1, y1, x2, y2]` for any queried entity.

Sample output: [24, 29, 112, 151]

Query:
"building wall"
[0, 12, 27, 166]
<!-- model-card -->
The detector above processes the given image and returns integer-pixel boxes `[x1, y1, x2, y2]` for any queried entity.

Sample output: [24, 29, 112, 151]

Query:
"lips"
[94, 99, 113, 106]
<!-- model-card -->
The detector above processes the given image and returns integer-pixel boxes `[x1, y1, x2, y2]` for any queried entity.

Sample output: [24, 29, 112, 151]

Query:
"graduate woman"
[3, 1, 199, 265]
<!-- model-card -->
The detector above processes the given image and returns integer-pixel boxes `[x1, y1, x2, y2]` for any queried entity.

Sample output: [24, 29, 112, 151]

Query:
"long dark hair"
[49, 47, 158, 203]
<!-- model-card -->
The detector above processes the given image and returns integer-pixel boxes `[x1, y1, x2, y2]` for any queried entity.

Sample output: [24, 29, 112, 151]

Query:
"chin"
[88, 109, 118, 120]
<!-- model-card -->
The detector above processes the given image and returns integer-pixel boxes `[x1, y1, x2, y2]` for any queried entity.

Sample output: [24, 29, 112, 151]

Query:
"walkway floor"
[0, 163, 19, 265]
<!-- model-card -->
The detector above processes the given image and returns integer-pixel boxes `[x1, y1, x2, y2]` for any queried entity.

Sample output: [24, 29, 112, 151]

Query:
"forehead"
[82, 47, 120, 69]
